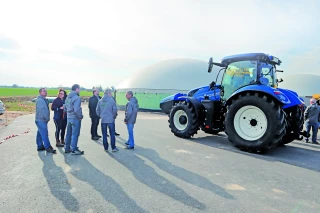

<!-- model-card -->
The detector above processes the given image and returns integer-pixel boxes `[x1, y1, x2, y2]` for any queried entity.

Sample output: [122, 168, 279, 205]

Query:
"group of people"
[35, 84, 139, 154]
[304, 98, 320, 144]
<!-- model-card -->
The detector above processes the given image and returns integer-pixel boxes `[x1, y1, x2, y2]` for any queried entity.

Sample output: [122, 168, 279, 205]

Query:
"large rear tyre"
[225, 92, 286, 153]
[169, 102, 199, 138]
[279, 106, 304, 145]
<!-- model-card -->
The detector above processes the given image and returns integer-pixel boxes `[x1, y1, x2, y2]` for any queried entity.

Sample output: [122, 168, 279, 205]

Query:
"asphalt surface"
[0, 108, 319, 213]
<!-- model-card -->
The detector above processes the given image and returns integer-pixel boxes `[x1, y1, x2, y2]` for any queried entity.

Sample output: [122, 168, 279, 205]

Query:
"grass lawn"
[4, 102, 36, 112]
[0, 88, 92, 97]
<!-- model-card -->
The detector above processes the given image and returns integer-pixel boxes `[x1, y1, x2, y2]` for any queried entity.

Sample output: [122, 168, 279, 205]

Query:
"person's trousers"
[61, 120, 67, 141]
[101, 122, 116, 150]
[126, 123, 134, 148]
[65, 119, 82, 151]
[35, 121, 51, 149]
[91, 117, 100, 137]
[306, 122, 319, 143]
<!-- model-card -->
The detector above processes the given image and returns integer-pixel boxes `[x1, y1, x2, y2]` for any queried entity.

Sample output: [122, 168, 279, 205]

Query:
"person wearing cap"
[304, 98, 320, 144]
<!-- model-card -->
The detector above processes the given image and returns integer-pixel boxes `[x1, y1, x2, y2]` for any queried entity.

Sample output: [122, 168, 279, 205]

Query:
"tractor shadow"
[187, 133, 320, 172]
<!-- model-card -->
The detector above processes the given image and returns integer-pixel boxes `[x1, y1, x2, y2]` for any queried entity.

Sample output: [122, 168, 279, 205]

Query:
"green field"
[0, 88, 92, 97]
[0, 88, 178, 110]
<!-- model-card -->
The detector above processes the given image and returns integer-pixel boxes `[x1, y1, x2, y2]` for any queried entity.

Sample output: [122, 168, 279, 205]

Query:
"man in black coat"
[88, 88, 102, 140]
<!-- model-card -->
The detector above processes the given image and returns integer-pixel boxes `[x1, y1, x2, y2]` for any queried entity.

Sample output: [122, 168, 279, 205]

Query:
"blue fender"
[226, 85, 292, 106]
[160, 93, 187, 114]
[277, 88, 305, 109]
[160, 93, 187, 104]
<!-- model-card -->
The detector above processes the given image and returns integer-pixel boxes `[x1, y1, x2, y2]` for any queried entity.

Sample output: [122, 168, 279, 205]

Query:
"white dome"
[117, 58, 221, 90]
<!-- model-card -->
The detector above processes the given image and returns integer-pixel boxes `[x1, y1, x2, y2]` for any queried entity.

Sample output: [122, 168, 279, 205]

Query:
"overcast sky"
[0, 0, 319, 89]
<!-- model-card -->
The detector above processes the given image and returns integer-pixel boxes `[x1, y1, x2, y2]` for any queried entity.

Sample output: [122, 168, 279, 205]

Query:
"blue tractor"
[160, 53, 307, 153]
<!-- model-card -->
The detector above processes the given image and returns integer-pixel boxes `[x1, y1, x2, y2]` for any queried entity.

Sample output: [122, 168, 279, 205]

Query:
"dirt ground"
[0, 111, 33, 128]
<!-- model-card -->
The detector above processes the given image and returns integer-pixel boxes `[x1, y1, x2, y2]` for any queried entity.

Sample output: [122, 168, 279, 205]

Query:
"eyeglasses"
[59, 93, 64, 95]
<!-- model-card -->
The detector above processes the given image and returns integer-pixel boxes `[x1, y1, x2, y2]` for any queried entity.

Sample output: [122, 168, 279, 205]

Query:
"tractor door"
[221, 60, 258, 100]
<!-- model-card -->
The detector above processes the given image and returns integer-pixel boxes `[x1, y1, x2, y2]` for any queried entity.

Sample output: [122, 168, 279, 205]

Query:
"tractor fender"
[226, 85, 291, 106]
[160, 93, 187, 114]
[277, 88, 305, 109]
[178, 96, 205, 118]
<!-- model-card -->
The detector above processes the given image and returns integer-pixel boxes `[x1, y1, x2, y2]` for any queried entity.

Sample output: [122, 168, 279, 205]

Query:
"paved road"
[0, 109, 319, 213]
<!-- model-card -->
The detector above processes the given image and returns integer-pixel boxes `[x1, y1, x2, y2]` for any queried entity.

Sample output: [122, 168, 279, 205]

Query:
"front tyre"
[225, 92, 286, 153]
[169, 102, 199, 138]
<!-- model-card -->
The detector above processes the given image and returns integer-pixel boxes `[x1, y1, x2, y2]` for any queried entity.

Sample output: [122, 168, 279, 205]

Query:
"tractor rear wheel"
[225, 92, 286, 153]
[278, 106, 304, 145]
[169, 101, 199, 138]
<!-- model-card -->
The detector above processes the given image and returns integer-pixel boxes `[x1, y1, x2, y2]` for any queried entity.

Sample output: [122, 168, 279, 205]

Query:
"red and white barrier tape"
[0, 129, 31, 144]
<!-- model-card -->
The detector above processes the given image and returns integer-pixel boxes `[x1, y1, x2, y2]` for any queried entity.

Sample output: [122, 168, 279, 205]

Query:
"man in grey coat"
[124, 91, 139, 149]
[64, 84, 84, 154]
[304, 98, 320, 144]
[96, 88, 119, 152]
[35, 88, 56, 153]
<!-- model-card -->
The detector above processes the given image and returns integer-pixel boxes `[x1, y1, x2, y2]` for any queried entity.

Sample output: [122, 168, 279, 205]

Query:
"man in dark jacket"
[35, 88, 56, 153]
[124, 91, 139, 149]
[88, 88, 102, 140]
[64, 84, 84, 155]
[96, 88, 119, 152]
[304, 98, 320, 144]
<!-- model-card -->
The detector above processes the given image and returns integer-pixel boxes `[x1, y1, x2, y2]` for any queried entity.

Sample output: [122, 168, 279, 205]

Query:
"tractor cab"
[208, 53, 281, 100]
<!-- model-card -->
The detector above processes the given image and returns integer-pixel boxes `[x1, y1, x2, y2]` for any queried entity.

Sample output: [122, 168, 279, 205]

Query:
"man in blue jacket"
[35, 88, 56, 153]
[64, 84, 84, 155]
[124, 91, 139, 150]
[96, 88, 119, 152]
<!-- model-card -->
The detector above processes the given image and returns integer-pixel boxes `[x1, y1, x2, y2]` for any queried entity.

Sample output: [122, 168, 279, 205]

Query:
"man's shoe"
[65, 149, 71, 153]
[97, 135, 102, 138]
[61, 140, 65, 145]
[37, 146, 46, 151]
[56, 142, 64, 147]
[126, 146, 134, 150]
[91, 136, 99, 140]
[112, 147, 119, 152]
[71, 149, 84, 155]
[125, 142, 129, 145]
[46, 147, 57, 154]
[115, 132, 120, 136]
[312, 141, 319, 145]
[104, 149, 109, 152]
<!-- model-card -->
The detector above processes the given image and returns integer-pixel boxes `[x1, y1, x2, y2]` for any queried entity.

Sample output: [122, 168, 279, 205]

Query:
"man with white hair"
[304, 98, 320, 144]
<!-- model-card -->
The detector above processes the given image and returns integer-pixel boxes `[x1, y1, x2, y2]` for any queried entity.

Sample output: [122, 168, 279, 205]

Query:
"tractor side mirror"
[277, 78, 283, 83]
[208, 57, 213, 73]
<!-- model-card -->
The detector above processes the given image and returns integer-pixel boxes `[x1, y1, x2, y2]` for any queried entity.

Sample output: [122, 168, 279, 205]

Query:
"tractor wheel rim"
[174, 110, 188, 131]
[234, 105, 268, 141]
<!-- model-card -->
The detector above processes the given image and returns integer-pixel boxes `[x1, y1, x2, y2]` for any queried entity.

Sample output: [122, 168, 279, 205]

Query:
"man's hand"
[60, 106, 64, 109]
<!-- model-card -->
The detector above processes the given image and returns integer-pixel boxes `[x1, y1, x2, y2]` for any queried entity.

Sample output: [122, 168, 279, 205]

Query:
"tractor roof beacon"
[163, 53, 306, 153]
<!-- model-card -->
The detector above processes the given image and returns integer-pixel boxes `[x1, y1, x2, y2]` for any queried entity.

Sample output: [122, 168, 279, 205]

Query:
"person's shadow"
[116, 137, 234, 201]
[109, 148, 207, 210]
[38, 152, 79, 212]
[58, 149, 146, 213]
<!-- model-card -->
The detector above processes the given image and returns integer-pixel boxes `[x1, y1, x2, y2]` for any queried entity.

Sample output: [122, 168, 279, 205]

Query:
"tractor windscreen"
[221, 60, 257, 99]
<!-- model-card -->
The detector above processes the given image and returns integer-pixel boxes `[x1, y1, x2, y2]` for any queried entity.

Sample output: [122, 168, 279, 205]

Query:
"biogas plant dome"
[117, 58, 220, 91]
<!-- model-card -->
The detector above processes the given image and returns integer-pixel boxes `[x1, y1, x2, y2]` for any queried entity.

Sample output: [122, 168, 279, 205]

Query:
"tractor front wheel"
[169, 101, 200, 138]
